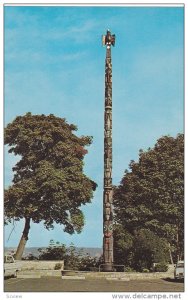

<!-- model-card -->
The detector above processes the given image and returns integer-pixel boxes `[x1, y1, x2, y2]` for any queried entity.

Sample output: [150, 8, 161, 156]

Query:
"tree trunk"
[176, 223, 180, 262]
[15, 217, 31, 260]
[168, 243, 174, 264]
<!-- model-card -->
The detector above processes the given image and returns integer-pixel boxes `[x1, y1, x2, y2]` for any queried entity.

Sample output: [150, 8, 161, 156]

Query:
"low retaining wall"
[16, 263, 175, 280]
[61, 268, 174, 280]
[17, 270, 61, 278]
[18, 260, 64, 270]
[102, 272, 173, 280]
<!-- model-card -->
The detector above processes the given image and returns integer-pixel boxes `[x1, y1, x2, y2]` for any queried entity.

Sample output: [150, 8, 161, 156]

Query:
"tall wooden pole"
[102, 30, 115, 271]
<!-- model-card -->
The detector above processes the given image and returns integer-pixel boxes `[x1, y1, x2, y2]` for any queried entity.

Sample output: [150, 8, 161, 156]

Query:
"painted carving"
[103, 30, 115, 269]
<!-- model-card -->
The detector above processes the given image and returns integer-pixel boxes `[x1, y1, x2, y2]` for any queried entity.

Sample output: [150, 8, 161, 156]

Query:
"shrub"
[89, 267, 98, 272]
[38, 241, 101, 271]
[154, 263, 168, 272]
[124, 267, 136, 272]
[38, 244, 66, 260]
[54, 263, 62, 270]
[142, 268, 150, 273]
[23, 253, 38, 260]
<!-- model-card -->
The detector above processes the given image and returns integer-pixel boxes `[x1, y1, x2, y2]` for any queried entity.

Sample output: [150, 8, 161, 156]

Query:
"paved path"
[4, 277, 184, 292]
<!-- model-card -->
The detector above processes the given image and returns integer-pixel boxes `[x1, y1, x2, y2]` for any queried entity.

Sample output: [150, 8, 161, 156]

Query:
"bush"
[78, 254, 99, 271]
[124, 267, 136, 272]
[89, 267, 98, 272]
[142, 268, 150, 273]
[38, 241, 101, 271]
[154, 263, 168, 272]
[23, 253, 38, 260]
[54, 263, 62, 270]
[38, 244, 66, 260]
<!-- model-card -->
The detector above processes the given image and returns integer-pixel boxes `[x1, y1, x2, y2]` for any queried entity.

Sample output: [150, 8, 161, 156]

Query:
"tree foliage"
[114, 226, 169, 271]
[131, 229, 169, 271]
[113, 224, 134, 267]
[114, 134, 184, 262]
[4, 113, 97, 258]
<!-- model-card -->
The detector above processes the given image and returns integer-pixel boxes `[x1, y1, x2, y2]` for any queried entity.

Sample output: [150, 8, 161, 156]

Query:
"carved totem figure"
[102, 30, 115, 271]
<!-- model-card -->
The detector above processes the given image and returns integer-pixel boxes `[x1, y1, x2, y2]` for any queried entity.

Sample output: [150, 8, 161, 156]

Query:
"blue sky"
[4, 5, 184, 248]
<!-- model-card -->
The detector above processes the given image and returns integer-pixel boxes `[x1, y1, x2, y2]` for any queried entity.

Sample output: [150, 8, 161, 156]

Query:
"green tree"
[132, 229, 169, 271]
[113, 224, 134, 267]
[114, 134, 184, 263]
[114, 226, 169, 271]
[5, 113, 97, 259]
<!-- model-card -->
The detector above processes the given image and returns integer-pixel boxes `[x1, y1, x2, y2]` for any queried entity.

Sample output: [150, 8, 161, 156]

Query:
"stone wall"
[17, 260, 64, 270]
[61, 265, 175, 280]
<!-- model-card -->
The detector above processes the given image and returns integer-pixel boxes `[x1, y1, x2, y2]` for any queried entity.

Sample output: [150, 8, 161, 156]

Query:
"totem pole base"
[102, 263, 113, 272]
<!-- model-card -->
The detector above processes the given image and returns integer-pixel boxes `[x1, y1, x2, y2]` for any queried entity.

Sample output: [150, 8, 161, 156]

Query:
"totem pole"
[102, 30, 115, 272]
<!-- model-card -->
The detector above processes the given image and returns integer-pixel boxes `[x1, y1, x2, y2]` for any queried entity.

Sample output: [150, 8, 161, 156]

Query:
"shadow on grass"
[4, 276, 14, 280]
[162, 277, 184, 283]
